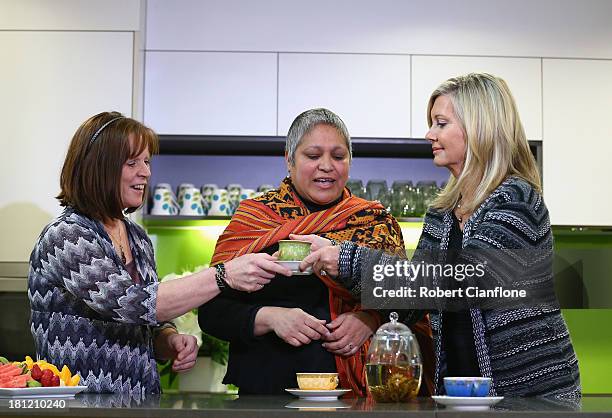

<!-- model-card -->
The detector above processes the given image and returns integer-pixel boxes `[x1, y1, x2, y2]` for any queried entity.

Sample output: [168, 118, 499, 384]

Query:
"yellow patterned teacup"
[296, 373, 339, 390]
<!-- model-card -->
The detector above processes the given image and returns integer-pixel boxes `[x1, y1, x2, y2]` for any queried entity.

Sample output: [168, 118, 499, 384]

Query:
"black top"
[125, 260, 142, 285]
[198, 191, 340, 394]
[441, 216, 480, 378]
[297, 190, 343, 213]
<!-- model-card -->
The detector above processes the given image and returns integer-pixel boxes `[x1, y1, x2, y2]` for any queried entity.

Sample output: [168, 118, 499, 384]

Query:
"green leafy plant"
[159, 266, 230, 366]
[157, 267, 231, 391]
[158, 359, 179, 390]
[198, 333, 229, 366]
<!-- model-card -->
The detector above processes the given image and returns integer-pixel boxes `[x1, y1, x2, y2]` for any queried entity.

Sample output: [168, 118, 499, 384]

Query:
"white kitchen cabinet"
[144, 52, 277, 136]
[0, 31, 134, 261]
[0, 0, 140, 30]
[145, 0, 612, 59]
[411, 56, 542, 140]
[278, 53, 411, 138]
[543, 59, 612, 226]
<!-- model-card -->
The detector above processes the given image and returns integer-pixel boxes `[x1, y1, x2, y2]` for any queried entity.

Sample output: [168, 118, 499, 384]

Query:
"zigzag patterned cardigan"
[338, 177, 581, 399]
[28, 207, 164, 397]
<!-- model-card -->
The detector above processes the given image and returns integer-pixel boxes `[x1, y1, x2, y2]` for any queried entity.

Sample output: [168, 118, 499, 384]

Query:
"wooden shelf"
[144, 215, 231, 221]
[142, 214, 425, 227]
[159, 135, 431, 158]
[397, 217, 425, 223]
[157, 135, 542, 161]
[142, 215, 231, 228]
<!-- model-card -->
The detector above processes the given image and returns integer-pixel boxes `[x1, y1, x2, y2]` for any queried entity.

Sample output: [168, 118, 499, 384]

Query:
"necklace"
[106, 223, 127, 264]
[455, 200, 463, 223]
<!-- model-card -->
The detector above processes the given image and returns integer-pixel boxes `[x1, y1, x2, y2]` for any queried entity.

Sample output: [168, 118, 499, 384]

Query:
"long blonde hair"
[428, 72, 541, 214]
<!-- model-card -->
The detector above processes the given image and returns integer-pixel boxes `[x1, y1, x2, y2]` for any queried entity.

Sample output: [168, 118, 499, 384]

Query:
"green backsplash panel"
[144, 219, 612, 394]
[553, 227, 612, 309]
[399, 221, 424, 249]
[562, 309, 612, 394]
[146, 219, 229, 278]
[554, 229, 612, 393]
[146, 220, 425, 274]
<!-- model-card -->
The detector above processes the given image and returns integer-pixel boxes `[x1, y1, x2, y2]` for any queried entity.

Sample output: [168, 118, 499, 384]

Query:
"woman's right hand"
[299, 245, 341, 278]
[257, 307, 331, 347]
[289, 233, 332, 252]
[224, 253, 292, 293]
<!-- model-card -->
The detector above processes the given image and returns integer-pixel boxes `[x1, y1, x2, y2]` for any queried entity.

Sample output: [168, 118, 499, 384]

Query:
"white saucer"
[276, 261, 312, 275]
[285, 388, 351, 401]
[285, 399, 350, 409]
[432, 395, 504, 409]
[0, 386, 88, 399]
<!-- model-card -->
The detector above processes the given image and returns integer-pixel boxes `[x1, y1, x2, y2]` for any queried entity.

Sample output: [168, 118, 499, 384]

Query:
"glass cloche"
[365, 312, 422, 402]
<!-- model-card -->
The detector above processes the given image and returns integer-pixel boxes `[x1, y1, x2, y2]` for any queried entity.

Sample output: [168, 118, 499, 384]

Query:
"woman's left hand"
[321, 311, 378, 357]
[299, 245, 340, 277]
[168, 333, 199, 372]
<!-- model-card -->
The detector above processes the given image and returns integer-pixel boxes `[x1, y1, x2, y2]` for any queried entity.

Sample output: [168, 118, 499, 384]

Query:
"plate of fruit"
[0, 356, 87, 398]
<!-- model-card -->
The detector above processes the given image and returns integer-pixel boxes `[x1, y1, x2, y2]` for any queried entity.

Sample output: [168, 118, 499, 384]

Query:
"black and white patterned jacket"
[338, 177, 581, 399]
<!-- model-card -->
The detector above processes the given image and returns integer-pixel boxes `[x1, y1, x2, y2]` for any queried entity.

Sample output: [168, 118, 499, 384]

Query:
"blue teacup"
[444, 377, 491, 397]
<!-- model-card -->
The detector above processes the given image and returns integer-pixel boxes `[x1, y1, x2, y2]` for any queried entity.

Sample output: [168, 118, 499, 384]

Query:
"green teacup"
[278, 240, 312, 261]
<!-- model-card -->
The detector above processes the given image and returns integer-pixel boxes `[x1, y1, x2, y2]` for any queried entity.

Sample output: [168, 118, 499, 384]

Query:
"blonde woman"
[296, 73, 581, 399]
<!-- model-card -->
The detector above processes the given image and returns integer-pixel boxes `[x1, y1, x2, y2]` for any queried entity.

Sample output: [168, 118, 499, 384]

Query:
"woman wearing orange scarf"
[199, 108, 433, 396]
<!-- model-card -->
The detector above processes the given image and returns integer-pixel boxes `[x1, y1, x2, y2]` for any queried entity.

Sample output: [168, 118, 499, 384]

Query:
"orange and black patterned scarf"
[211, 177, 431, 396]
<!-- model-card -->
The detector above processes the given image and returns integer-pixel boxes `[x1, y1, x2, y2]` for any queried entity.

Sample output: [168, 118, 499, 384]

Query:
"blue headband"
[89, 116, 124, 144]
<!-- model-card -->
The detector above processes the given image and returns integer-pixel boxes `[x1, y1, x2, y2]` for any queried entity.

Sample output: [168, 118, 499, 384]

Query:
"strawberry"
[40, 375, 50, 387]
[40, 369, 54, 387]
[31, 364, 42, 381]
[50, 375, 60, 387]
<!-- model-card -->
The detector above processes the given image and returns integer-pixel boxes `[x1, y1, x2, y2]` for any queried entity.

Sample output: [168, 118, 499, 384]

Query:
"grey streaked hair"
[285, 108, 352, 166]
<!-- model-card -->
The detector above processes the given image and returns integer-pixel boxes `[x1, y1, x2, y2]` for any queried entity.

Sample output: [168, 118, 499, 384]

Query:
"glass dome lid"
[374, 312, 414, 339]
[366, 312, 423, 402]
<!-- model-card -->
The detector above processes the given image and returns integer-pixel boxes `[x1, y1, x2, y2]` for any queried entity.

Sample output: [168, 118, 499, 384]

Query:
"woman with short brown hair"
[29, 111, 291, 396]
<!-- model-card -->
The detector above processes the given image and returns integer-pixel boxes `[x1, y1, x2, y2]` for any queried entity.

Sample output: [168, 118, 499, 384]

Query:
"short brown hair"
[57, 111, 159, 221]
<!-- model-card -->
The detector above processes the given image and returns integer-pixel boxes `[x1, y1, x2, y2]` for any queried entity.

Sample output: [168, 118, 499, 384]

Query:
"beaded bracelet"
[214, 263, 229, 292]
